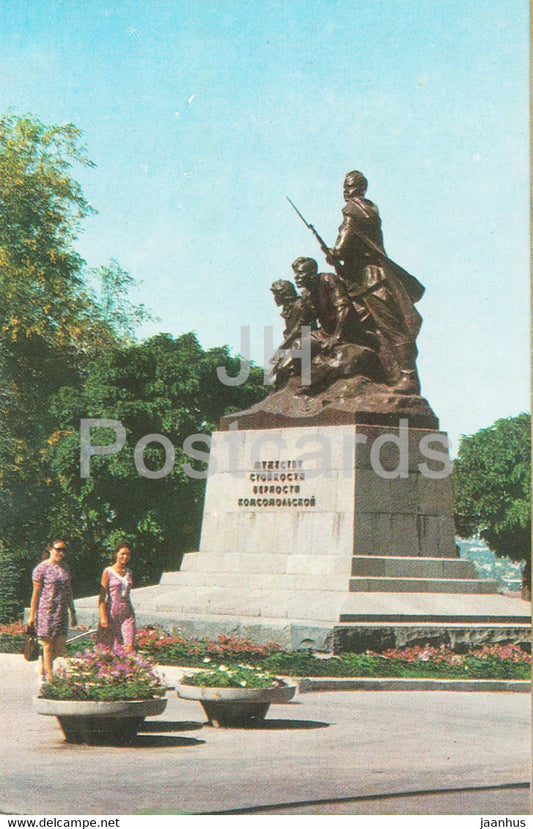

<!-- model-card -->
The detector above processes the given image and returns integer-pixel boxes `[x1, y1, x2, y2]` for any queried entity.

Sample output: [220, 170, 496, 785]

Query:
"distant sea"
[456, 537, 524, 594]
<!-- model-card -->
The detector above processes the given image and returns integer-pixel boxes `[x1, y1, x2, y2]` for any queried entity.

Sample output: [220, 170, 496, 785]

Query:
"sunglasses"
[53, 546, 68, 552]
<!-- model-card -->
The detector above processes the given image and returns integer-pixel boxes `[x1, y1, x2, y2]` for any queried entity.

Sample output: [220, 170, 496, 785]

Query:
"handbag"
[23, 623, 40, 662]
[96, 622, 113, 647]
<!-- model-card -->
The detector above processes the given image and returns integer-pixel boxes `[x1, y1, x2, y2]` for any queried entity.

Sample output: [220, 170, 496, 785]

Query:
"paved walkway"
[1, 654, 530, 815]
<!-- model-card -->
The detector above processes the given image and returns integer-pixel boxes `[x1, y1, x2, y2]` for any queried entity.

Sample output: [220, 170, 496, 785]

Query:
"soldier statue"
[271, 257, 380, 394]
[326, 170, 423, 394]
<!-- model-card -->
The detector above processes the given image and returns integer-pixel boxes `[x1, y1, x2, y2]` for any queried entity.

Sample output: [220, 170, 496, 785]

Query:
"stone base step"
[168, 552, 351, 578]
[333, 622, 532, 653]
[172, 553, 480, 582]
[72, 579, 530, 653]
[339, 591, 530, 623]
[349, 576, 498, 594]
[115, 583, 348, 622]
[75, 581, 528, 626]
[166, 569, 349, 592]
[164, 555, 491, 593]
[351, 555, 477, 579]
[73, 601, 531, 653]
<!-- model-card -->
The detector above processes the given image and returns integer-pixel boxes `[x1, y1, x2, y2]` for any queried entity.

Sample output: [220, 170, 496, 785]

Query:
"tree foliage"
[452, 413, 531, 563]
[0, 111, 93, 345]
[0, 111, 267, 621]
[44, 333, 266, 594]
[0, 113, 151, 620]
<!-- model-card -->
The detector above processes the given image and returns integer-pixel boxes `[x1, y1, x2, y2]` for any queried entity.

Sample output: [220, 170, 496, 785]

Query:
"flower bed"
[136, 632, 530, 680]
[2, 622, 530, 679]
[136, 628, 282, 665]
[177, 664, 295, 727]
[181, 663, 285, 688]
[261, 643, 531, 680]
[0, 621, 94, 654]
[41, 644, 166, 701]
[0, 620, 26, 653]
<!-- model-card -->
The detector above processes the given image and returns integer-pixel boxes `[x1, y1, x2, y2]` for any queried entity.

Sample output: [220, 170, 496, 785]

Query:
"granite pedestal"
[75, 424, 531, 652]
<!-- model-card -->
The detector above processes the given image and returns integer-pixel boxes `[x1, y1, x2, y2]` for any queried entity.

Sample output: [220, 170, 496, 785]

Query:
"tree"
[0, 112, 93, 343]
[0, 113, 150, 408]
[44, 333, 267, 595]
[0, 112, 148, 620]
[85, 259, 152, 349]
[452, 413, 531, 592]
[0, 111, 267, 620]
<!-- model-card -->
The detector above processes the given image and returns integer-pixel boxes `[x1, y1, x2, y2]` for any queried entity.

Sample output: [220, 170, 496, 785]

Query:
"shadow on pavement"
[129, 734, 206, 748]
[48, 733, 207, 749]
[219, 719, 330, 731]
[140, 720, 204, 733]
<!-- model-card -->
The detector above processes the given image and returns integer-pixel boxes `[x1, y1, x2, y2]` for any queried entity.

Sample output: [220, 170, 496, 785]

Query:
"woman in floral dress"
[28, 539, 77, 684]
[98, 542, 136, 652]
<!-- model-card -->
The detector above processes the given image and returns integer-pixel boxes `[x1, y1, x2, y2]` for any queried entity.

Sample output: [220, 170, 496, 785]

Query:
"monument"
[78, 170, 531, 651]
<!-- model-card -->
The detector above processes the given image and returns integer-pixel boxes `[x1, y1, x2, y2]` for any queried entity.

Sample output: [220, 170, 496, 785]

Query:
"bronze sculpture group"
[223, 168, 438, 429]
[272, 170, 424, 398]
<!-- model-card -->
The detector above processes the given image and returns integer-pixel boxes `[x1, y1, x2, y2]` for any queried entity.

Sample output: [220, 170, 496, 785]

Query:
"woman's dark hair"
[113, 541, 132, 556]
[44, 538, 66, 559]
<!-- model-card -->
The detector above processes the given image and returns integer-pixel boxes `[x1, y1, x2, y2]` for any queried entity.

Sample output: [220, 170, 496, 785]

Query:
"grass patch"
[260, 647, 531, 680]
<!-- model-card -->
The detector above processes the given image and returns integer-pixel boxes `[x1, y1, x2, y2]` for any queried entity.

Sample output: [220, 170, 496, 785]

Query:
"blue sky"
[0, 0, 529, 451]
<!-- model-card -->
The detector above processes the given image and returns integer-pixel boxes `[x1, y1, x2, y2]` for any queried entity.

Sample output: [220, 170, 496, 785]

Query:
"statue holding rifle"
[288, 171, 424, 395]
[221, 169, 439, 430]
[327, 170, 423, 394]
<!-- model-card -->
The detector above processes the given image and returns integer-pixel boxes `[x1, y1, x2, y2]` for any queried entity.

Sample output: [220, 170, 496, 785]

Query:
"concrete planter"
[176, 682, 296, 727]
[33, 696, 167, 744]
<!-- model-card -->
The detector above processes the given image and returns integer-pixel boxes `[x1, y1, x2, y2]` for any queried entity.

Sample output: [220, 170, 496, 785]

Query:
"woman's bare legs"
[39, 635, 67, 682]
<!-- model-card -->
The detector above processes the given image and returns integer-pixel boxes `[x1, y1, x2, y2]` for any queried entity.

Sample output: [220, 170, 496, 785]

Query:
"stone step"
[351, 555, 478, 579]
[168, 552, 351, 578]
[73, 580, 530, 652]
[74, 580, 346, 623]
[332, 622, 532, 653]
[170, 552, 478, 580]
[339, 591, 528, 622]
[167, 569, 349, 592]
[349, 576, 498, 594]
[132, 585, 346, 622]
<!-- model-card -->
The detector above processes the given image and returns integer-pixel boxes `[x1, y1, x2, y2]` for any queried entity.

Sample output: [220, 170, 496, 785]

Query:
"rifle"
[287, 197, 330, 257]
[286, 197, 344, 279]
[286, 196, 425, 303]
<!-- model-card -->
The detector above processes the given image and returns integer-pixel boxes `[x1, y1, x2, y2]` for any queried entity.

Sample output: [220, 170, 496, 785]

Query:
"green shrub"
[182, 664, 282, 688]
